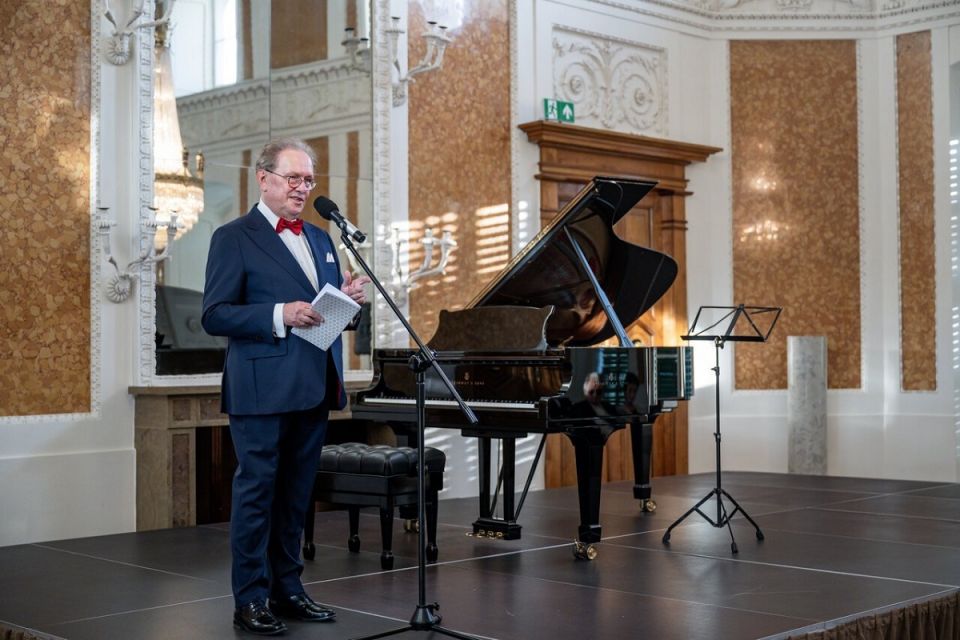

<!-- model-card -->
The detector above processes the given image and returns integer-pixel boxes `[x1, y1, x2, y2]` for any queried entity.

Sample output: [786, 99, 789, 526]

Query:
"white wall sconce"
[342, 27, 372, 74]
[103, 0, 175, 65]
[385, 16, 453, 107]
[97, 207, 178, 303]
[380, 226, 457, 304]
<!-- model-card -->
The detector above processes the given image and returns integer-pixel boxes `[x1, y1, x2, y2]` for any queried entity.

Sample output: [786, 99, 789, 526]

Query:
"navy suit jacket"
[201, 206, 348, 415]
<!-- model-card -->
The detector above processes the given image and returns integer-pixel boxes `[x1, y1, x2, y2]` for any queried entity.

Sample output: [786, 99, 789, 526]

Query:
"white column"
[787, 336, 828, 475]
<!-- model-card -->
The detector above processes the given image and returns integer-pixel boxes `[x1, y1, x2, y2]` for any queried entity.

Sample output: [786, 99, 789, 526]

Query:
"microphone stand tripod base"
[411, 603, 441, 629]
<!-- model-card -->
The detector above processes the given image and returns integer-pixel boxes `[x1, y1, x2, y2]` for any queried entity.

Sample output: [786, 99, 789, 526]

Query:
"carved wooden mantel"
[520, 120, 720, 487]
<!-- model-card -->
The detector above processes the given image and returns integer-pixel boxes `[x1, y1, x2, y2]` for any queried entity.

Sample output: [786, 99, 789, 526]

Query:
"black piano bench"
[302, 442, 445, 570]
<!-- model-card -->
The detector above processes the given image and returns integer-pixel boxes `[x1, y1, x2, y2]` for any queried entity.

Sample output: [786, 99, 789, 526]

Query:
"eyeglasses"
[264, 168, 316, 190]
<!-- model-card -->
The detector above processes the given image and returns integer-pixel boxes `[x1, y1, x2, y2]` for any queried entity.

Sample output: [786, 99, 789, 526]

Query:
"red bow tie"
[276, 218, 303, 235]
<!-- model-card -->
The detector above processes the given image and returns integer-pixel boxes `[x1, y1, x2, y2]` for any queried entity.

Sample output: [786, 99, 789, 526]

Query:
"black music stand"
[336, 228, 481, 640]
[662, 304, 781, 553]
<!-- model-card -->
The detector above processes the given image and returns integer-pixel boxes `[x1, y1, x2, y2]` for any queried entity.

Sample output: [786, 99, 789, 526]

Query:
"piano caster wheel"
[404, 519, 419, 533]
[426, 543, 439, 563]
[572, 541, 598, 561]
[641, 499, 657, 513]
[381, 551, 394, 570]
[348, 534, 361, 553]
[303, 542, 316, 561]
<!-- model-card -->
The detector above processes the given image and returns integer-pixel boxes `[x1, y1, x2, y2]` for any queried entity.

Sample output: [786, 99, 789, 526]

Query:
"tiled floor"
[2, 471, 959, 639]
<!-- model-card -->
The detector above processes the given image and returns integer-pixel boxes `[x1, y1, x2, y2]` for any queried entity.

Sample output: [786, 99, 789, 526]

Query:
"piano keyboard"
[362, 396, 538, 411]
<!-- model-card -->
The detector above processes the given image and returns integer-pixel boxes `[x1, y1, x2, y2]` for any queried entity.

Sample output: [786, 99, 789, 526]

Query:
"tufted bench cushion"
[319, 442, 446, 475]
[303, 442, 446, 570]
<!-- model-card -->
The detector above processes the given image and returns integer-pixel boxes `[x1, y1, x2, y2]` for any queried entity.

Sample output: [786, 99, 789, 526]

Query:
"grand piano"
[352, 176, 693, 559]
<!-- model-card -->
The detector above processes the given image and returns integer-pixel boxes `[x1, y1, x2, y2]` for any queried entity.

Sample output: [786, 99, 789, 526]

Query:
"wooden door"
[520, 121, 719, 489]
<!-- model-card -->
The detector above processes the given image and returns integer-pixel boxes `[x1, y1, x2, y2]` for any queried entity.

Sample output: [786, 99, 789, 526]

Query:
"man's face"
[258, 149, 314, 220]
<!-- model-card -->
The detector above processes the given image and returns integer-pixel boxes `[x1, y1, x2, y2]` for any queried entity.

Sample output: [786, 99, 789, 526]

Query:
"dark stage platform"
[3, 471, 960, 639]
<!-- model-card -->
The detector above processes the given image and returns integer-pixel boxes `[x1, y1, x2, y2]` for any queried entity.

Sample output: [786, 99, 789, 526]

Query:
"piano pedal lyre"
[572, 540, 598, 561]
[467, 529, 506, 540]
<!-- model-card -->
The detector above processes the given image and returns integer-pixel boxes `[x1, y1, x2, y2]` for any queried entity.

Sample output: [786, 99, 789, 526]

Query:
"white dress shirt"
[257, 200, 319, 338]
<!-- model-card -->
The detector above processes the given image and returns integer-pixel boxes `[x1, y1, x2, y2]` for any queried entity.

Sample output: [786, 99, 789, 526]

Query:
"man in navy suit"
[202, 138, 370, 635]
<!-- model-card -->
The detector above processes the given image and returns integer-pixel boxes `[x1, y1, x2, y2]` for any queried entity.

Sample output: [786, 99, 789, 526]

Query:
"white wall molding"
[89, 0, 104, 419]
[856, 40, 871, 396]
[552, 0, 960, 35]
[135, 0, 158, 386]
[552, 26, 668, 135]
[269, 60, 372, 139]
[370, 0, 396, 347]
[510, 0, 522, 253]
[176, 79, 270, 151]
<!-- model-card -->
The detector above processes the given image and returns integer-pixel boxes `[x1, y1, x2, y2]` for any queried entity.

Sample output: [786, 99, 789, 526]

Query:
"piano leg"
[630, 420, 657, 512]
[501, 438, 516, 523]
[478, 437, 492, 521]
[568, 429, 612, 558]
[472, 435, 522, 540]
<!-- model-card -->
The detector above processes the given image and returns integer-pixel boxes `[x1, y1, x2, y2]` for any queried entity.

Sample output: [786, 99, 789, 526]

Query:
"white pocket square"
[326, 252, 335, 263]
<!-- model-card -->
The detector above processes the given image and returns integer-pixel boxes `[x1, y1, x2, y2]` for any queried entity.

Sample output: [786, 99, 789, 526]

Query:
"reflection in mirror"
[154, 0, 373, 377]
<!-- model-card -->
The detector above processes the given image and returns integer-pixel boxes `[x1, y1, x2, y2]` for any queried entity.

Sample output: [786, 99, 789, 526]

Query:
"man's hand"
[283, 301, 324, 328]
[341, 270, 371, 305]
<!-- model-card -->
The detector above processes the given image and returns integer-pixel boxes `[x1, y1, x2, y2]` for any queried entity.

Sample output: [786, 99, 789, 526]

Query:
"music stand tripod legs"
[662, 305, 780, 553]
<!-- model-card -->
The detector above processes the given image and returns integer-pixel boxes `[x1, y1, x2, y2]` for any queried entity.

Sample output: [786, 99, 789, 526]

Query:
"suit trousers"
[228, 402, 329, 607]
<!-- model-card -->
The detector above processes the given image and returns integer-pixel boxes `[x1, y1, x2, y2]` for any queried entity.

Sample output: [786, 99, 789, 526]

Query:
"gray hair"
[255, 138, 317, 172]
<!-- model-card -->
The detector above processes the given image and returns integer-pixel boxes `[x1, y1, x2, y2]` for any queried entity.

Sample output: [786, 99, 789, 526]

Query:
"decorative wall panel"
[407, 0, 511, 340]
[897, 30, 935, 391]
[730, 40, 861, 390]
[0, 1, 91, 415]
[552, 27, 667, 136]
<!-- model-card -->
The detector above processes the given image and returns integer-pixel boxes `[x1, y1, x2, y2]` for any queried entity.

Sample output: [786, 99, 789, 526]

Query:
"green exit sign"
[544, 98, 575, 123]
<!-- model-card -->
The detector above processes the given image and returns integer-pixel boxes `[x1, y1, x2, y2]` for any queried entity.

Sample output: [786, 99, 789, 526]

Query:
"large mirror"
[153, 0, 374, 377]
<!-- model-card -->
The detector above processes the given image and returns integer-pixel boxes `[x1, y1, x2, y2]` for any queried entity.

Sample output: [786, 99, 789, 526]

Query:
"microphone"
[313, 196, 367, 243]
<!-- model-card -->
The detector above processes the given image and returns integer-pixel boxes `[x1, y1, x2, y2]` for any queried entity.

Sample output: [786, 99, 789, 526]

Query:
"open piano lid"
[468, 176, 677, 348]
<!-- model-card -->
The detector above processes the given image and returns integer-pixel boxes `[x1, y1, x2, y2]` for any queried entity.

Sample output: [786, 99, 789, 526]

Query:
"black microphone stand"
[335, 223, 482, 640]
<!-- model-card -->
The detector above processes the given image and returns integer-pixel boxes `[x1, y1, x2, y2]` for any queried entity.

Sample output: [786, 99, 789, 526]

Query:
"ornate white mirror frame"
[132, 0, 394, 386]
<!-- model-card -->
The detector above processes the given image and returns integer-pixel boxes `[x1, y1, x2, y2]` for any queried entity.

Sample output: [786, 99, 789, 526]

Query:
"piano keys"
[352, 176, 693, 558]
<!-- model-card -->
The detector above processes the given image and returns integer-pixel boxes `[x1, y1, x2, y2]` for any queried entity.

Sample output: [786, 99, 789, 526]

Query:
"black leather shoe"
[233, 601, 287, 636]
[269, 593, 336, 622]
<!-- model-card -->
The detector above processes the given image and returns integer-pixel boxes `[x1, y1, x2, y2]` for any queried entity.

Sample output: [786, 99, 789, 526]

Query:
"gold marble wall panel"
[347, 131, 359, 226]
[302, 135, 329, 228]
[241, 0, 253, 80]
[730, 40, 861, 390]
[407, 0, 511, 340]
[271, 0, 327, 68]
[240, 149, 251, 214]
[0, 2, 92, 416]
[897, 31, 936, 391]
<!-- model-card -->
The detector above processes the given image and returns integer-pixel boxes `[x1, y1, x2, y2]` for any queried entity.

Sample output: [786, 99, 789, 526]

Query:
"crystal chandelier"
[152, 24, 203, 251]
